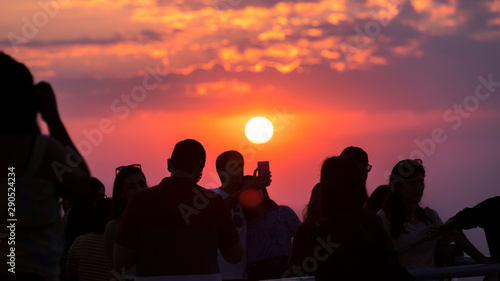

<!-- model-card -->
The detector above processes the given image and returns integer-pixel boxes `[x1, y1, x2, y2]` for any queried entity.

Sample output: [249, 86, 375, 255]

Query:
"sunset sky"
[2, 0, 500, 264]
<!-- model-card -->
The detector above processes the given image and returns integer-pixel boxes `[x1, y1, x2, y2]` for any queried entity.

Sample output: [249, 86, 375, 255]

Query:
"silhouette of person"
[286, 182, 321, 277]
[340, 146, 372, 182]
[0, 52, 91, 280]
[211, 150, 271, 281]
[65, 198, 113, 280]
[312, 157, 412, 281]
[367, 185, 390, 213]
[447, 196, 500, 263]
[62, 177, 107, 273]
[61, 179, 104, 228]
[104, 164, 147, 275]
[244, 174, 300, 281]
[378, 159, 454, 274]
[114, 139, 242, 280]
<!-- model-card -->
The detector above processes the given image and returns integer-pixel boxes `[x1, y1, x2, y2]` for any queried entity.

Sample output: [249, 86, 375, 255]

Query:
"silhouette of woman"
[104, 165, 147, 272]
[367, 185, 390, 213]
[286, 182, 321, 276]
[244, 180, 300, 281]
[378, 159, 454, 273]
[313, 157, 412, 281]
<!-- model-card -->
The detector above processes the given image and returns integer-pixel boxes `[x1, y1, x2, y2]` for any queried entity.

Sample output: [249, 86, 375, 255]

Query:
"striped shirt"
[67, 232, 111, 281]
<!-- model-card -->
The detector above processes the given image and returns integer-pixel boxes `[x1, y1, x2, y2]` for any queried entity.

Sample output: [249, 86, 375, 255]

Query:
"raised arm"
[34, 81, 91, 199]
[224, 171, 271, 207]
[36, 81, 90, 176]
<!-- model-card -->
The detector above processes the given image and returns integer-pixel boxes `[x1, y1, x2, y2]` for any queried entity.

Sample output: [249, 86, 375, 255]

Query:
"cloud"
[4, 0, 499, 79]
[3, 0, 500, 124]
[186, 79, 252, 97]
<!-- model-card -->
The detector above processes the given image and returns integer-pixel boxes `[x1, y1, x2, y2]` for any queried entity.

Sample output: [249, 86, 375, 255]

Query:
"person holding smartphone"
[211, 151, 271, 281]
[243, 161, 301, 281]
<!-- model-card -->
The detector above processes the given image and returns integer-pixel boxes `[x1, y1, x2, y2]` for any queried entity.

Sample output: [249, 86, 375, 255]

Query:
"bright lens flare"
[245, 117, 274, 144]
[239, 189, 263, 210]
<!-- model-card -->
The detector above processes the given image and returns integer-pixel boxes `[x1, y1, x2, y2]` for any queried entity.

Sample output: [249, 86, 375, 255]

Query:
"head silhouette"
[340, 146, 370, 180]
[168, 139, 206, 179]
[302, 182, 321, 223]
[366, 184, 389, 213]
[90, 198, 113, 233]
[216, 150, 244, 189]
[389, 159, 425, 194]
[384, 159, 429, 238]
[112, 165, 147, 219]
[320, 156, 368, 218]
[89, 177, 106, 200]
[0, 52, 40, 134]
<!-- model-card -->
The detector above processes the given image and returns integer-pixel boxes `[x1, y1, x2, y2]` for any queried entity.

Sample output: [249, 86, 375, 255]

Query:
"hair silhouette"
[367, 185, 389, 213]
[112, 165, 146, 219]
[302, 182, 321, 224]
[216, 150, 243, 172]
[89, 177, 105, 199]
[340, 146, 368, 164]
[320, 156, 368, 218]
[384, 159, 431, 238]
[170, 139, 206, 173]
[90, 198, 113, 233]
[216, 150, 244, 187]
[65, 177, 107, 255]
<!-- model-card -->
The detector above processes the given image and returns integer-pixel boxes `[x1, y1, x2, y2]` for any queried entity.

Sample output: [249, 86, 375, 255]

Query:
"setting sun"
[3, 2, 500, 276]
[245, 117, 274, 144]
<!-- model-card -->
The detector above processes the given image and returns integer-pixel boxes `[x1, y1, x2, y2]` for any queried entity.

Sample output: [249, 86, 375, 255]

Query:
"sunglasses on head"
[116, 164, 142, 175]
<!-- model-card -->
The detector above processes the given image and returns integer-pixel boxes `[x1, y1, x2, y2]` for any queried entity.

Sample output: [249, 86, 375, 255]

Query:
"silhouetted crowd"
[1, 52, 500, 281]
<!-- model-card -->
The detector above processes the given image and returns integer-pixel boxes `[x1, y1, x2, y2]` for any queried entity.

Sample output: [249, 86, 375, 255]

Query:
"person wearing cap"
[340, 146, 372, 208]
[113, 139, 243, 281]
[340, 146, 372, 182]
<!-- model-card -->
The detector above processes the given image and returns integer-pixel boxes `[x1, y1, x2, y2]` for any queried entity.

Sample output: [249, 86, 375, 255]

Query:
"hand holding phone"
[246, 161, 271, 190]
[257, 161, 270, 176]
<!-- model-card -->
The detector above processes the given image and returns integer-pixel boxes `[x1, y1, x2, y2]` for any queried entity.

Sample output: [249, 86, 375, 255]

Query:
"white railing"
[263, 258, 500, 281]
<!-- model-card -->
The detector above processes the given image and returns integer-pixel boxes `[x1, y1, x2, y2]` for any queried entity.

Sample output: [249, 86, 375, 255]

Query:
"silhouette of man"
[114, 139, 242, 281]
[449, 196, 500, 262]
[340, 146, 372, 181]
[1, 52, 91, 280]
[211, 151, 271, 281]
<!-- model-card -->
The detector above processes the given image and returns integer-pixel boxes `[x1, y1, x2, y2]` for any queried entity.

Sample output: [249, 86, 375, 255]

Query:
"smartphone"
[257, 161, 270, 176]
